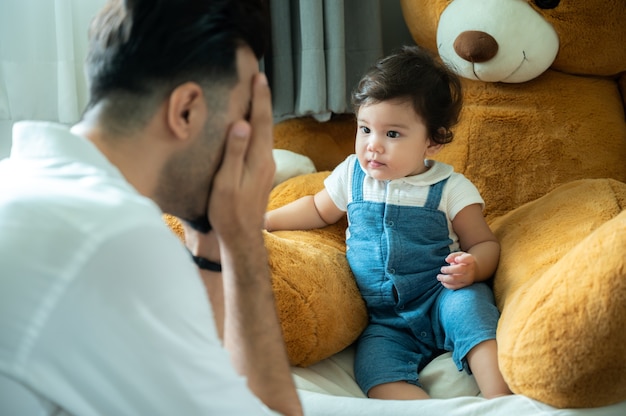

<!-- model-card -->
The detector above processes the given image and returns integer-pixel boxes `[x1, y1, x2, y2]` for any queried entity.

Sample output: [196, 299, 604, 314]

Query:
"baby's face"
[355, 99, 440, 181]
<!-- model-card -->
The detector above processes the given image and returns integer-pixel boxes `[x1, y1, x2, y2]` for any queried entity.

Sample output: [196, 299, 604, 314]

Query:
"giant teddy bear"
[264, 0, 626, 410]
[165, 0, 626, 409]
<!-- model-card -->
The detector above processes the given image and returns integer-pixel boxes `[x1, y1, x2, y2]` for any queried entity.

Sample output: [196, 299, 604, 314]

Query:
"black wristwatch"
[188, 249, 222, 272]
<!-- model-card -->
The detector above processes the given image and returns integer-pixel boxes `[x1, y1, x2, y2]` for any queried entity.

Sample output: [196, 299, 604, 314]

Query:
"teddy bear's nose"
[453, 31, 499, 63]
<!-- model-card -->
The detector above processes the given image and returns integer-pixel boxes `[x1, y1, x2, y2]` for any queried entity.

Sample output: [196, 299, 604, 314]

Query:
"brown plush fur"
[491, 179, 626, 408]
[273, 114, 356, 173]
[434, 71, 626, 221]
[265, 172, 367, 366]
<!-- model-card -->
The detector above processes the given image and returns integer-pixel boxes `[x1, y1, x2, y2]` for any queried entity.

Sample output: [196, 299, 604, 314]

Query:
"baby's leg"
[466, 339, 512, 398]
[355, 323, 432, 400]
[433, 283, 512, 398]
[368, 381, 430, 400]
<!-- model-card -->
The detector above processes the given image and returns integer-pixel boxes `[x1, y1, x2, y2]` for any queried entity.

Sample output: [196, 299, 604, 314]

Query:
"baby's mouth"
[368, 159, 385, 168]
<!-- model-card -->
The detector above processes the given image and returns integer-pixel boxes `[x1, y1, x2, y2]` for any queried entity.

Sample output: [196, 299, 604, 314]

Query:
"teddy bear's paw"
[265, 170, 366, 366]
[491, 178, 626, 306]
[264, 231, 368, 367]
[493, 179, 626, 408]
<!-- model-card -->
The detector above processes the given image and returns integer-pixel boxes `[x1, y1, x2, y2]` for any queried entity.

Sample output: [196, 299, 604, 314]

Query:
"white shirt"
[0, 122, 275, 415]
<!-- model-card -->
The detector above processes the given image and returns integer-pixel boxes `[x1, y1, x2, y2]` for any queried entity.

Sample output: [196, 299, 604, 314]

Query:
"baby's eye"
[387, 131, 400, 138]
[360, 126, 371, 134]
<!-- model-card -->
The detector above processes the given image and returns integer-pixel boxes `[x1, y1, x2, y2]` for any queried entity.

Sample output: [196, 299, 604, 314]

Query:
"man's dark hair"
[352, 45, 463, 145]
[83, 0, 269, 132]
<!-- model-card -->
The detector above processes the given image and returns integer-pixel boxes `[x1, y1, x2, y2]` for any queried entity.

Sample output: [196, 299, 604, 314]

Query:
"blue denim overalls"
[346, 161, 500, 395]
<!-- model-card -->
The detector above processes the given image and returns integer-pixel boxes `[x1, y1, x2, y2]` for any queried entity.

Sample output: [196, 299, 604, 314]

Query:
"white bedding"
[292, 345, 626, 416]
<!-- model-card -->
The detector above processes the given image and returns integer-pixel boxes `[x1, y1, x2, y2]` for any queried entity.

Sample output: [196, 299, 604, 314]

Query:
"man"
[0, 0, 302, 415]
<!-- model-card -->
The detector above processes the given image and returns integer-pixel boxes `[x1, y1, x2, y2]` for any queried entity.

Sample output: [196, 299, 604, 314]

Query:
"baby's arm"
[437, 203, 500, 290]
[265, 188, 344, 232]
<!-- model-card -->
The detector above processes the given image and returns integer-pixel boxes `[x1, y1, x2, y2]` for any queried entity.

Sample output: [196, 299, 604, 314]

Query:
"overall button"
[421, 332, 428, 337]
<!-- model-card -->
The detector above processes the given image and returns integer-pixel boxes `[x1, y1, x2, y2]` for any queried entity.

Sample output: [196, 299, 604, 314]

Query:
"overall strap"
[351, 159, 366, 202]
[424, 177, 449, 210]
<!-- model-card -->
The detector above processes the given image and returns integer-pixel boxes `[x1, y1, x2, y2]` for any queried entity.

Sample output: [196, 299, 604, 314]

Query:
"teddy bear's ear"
[400, 0, 447, 53]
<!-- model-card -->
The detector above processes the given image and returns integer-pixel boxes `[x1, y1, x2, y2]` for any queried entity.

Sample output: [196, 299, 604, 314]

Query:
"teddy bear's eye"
[534, 0, 560, 9]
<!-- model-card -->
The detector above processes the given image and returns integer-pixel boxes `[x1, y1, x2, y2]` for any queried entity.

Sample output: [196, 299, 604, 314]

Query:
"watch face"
[185, 216, 212, 234]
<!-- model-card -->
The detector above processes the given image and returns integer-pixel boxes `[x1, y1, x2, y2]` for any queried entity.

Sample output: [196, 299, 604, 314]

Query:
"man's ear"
[166, 82, 206, 141]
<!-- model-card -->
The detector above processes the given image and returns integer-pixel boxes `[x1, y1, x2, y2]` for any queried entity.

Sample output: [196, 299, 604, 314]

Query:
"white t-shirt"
[324, 155, 485, 252]
[0, 122, 276, 415]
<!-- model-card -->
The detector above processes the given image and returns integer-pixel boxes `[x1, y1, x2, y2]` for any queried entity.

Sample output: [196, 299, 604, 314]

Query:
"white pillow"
[272, 149, 317, 188]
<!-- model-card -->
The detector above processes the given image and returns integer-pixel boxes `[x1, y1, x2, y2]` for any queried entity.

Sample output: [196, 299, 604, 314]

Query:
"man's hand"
[193, 71, 301, 416]
[209, 72, 275, 248]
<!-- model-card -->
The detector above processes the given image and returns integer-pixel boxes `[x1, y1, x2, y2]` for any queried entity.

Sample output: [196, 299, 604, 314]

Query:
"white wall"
[0, 0, 106, 159]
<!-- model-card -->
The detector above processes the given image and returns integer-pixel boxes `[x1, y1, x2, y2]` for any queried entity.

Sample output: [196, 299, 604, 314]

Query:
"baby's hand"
[437, 252, 476, 290]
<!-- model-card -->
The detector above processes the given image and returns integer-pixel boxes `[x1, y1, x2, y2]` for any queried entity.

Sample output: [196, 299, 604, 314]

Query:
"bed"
[292, 346, 626, 415]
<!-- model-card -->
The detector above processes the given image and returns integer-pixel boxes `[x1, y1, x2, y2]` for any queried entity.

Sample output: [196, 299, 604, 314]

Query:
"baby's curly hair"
[352, 45, 463, 145]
